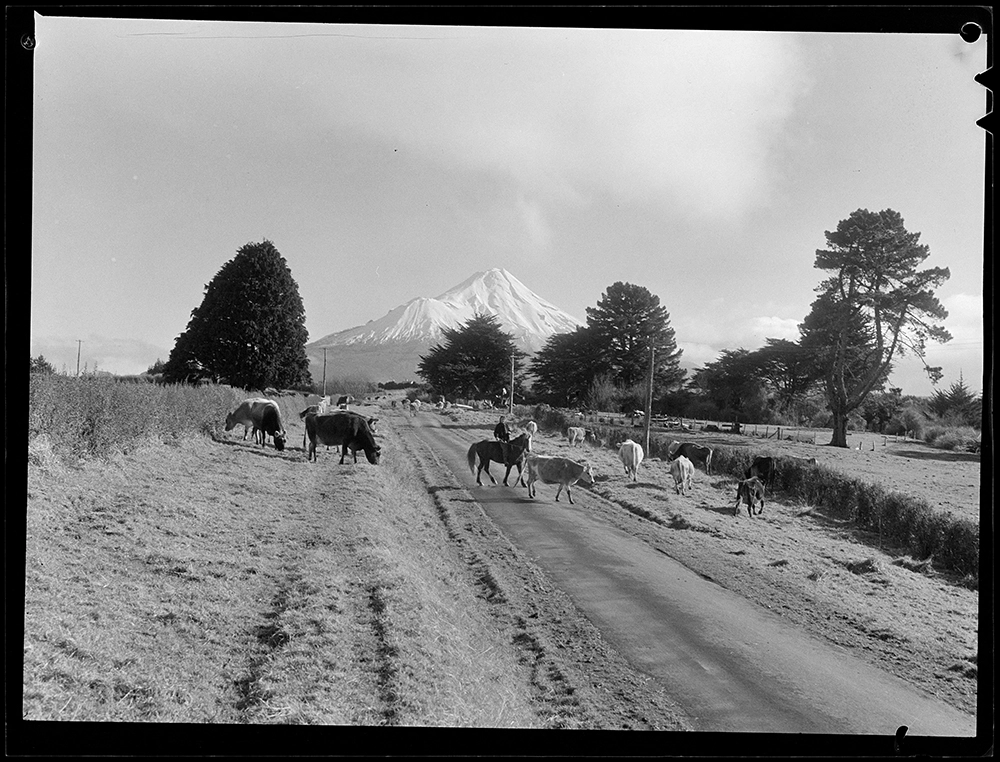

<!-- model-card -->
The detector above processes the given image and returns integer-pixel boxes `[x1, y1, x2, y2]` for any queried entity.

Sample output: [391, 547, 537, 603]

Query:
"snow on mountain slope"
[309, 269, 583, 354]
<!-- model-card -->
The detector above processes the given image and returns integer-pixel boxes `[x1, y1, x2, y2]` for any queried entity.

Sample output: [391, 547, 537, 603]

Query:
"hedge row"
[523, 412, 979, 584]
[27, 375, 305, 460]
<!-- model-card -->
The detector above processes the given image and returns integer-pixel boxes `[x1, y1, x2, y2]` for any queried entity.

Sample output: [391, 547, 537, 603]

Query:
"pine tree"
[799, 209, 951, 447]
[417, 313, 527, 400]
[163, 240, 312, 390]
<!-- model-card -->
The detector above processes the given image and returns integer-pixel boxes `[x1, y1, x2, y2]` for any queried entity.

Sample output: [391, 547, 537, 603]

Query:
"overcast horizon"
[28, 14, 988, 397]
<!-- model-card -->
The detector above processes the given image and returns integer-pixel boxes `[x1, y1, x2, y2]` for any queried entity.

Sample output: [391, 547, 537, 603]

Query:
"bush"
[28, 374, 245, 460]
[923, 424, 980, 452]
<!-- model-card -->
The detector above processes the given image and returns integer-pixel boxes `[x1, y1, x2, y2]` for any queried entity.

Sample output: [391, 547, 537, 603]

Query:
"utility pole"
[509, 353, 515, 416]
[322, 348, 328, 397]
[643, 342, 654, 456]
[76, 340, 83, 377]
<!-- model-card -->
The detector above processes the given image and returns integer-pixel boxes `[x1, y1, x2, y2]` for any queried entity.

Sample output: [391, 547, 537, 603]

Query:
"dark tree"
[753, 338, 823, 407]
[799, 209, 951, 447]
[29, 355, 56, 375]
[529, 326, 604, 407]
[162, 240, 312, 389]
[146, 358, 167, 375]
[689, 349, 770, 422]
[417, 313, 527, 400]
[586, 282, 685, 391]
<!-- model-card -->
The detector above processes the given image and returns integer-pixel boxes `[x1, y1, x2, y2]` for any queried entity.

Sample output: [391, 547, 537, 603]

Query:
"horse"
[467, 433, 532, 487]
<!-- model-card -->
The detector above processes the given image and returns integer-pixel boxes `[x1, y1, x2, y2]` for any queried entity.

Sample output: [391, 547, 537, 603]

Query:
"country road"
[402, 411, 977, 737]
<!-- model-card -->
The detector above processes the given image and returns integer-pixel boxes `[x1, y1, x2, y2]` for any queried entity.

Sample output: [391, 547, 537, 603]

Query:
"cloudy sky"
[28, 12, 988, 396]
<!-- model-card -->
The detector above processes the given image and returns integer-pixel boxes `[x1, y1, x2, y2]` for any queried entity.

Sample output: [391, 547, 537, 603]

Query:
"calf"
[566, 426, 587, 446]
[745, 456, 775, 491]
[617, 439, 644, 481]
[669, 455, 694, 495]
[525, 455, 594, 504]
[735, 476, 765, 517]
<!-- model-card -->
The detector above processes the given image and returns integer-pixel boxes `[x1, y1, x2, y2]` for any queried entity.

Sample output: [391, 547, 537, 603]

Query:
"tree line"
[418, 208, 968, 447]
[31, 208, 971, 448]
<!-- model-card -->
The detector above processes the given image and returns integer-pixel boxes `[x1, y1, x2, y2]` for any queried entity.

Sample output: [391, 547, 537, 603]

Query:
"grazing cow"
[669, 455, 694, 495]
[735, 476, 765, 517]
[525, 455, 594, 504]
[411, 399, 422, 415]
[667, 441, 713, 474]
[250, 400, 286, 451]
[617, 439, 644, 481]
[225, 397, 271, 440]
[745, 456, 776, 491]
[566, 426, 587, 446]
[494, 416, 510, 443]
[305, 412, 381, 465]
[337, 395, 354, 409]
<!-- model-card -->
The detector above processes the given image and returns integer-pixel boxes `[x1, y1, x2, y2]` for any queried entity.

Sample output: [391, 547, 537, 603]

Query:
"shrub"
[923, 424, 980, 452]
[28, 374, 244, 461]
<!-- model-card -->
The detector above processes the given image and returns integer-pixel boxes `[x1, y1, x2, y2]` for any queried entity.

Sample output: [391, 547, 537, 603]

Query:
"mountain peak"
[309, 269, 583, 355]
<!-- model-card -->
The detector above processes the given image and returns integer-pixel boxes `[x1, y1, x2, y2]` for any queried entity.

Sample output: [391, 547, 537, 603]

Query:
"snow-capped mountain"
[307, 268, 583, 383]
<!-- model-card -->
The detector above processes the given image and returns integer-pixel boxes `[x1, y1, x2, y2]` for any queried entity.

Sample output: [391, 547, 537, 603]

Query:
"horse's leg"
[483, 457, 497, 485]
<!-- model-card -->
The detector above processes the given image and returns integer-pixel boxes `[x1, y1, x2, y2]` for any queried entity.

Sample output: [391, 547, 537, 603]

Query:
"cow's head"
[274, 432, 287, 451]
[224, 412, 237, 431]
[365, 445, 382, 465]
[580, 465, 595, 485]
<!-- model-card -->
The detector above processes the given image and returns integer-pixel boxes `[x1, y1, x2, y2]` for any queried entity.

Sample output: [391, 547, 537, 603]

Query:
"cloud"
[298, 28, 812, 219]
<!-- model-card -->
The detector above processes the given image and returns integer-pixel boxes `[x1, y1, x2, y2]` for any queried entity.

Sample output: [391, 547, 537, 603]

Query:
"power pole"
[322, 348, 328, 397]
[643, 342, 654, 455]
[76, 340, 83, 377]
[509, 353, 515, 416]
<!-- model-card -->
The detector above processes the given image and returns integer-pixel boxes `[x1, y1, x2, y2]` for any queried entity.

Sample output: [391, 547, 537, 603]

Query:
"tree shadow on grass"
[889, 447, 980, 464]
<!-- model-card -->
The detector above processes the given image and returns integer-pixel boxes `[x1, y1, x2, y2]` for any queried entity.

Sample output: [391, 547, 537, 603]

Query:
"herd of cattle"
[470, 416, 817, 516]
[224, 398, 817, 516]
[224, 397, 381, 465]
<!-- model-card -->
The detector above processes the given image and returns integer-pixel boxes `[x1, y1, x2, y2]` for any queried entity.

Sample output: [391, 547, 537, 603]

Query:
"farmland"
[19, 392, 981, 750]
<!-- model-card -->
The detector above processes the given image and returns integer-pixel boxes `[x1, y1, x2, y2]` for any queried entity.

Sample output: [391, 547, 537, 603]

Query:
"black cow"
[745, 456, 775, 490]
[667, 441, 713, 474]
[735, 477, 765, 517]
[305, 412, 380, 464]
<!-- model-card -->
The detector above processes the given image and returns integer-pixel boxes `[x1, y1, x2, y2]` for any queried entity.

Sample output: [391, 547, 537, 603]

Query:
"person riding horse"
[494, 415, 510, 460]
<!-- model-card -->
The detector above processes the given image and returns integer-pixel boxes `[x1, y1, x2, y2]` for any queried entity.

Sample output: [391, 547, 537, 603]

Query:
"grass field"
[20, 388, 981, 734]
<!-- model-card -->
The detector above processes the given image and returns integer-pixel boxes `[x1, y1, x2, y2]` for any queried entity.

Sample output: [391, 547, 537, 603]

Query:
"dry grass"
[23, 416, 539, 726]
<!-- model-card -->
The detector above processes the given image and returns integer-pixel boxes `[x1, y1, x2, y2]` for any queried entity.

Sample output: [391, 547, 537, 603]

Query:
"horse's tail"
[467, 443, 478, 475]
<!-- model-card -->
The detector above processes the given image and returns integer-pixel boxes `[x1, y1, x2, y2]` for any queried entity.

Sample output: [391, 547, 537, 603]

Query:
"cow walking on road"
[525, 454, 594, 504]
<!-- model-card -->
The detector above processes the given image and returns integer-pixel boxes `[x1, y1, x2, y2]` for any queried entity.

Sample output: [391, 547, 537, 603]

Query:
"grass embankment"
[513, 404, 979, 587]
[23, 380, 539, 726]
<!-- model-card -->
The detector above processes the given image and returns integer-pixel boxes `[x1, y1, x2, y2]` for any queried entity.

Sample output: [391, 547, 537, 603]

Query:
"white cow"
[669, 455, 694, 495]
[566, 426, 587, 446]
[617, 439, 644, 481]
[225, 397, 271, 440]
[525, 454, 594, 504]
